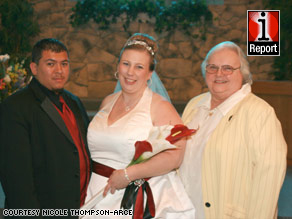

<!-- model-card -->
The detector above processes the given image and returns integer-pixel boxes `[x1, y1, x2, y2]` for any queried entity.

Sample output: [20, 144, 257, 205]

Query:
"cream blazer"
[182, 92, 287, 219]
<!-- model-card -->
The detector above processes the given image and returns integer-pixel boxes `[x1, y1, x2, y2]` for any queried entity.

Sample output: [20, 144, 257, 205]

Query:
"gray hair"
[201, 41, 252, 85]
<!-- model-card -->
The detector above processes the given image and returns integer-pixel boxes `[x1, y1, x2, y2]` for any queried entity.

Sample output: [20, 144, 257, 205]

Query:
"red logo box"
[247, 10, 280, 56]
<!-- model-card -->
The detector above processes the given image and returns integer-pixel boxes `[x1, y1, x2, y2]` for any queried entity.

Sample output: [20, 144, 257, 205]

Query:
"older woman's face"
[205, 48, 243, 102]
[118, 49, 152, 95]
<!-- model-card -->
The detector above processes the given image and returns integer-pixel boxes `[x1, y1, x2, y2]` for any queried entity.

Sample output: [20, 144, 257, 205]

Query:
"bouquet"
[81, 124, 196, 219]
[0, 54, 30, 102]
[121, 124, 196, 219]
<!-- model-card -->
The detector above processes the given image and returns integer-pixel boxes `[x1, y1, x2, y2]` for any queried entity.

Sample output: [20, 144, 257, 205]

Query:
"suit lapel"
[29, 78, 75, 145]
[41, 97, 75, 145]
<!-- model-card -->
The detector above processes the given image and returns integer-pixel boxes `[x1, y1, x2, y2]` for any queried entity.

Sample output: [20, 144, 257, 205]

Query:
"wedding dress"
[84, 87, 195, 218]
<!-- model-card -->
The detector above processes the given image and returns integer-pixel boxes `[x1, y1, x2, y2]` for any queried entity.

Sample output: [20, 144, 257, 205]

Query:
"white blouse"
[180, 83, 251, 219]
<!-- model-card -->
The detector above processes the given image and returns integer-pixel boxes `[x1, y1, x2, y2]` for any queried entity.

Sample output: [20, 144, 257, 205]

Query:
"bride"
[84, 33, 195, 218]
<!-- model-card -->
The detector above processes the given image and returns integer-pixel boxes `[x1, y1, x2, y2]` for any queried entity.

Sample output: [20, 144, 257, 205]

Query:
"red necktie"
[59, 96, 77, 127]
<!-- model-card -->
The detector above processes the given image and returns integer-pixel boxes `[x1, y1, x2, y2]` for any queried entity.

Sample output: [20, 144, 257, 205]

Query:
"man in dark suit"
[0, 38, 91, 217]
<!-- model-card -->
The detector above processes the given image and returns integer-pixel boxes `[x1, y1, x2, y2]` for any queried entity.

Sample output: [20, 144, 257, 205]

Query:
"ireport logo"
[247, 10, 280, 56]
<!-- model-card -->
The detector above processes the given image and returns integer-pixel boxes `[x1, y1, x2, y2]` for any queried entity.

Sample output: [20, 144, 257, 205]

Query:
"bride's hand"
[103, 169, 130, 197]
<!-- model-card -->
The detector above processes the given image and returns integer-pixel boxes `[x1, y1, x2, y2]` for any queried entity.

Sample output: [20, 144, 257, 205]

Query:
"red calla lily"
[134, 141, 153, 161]
[165, 124, 197, 144]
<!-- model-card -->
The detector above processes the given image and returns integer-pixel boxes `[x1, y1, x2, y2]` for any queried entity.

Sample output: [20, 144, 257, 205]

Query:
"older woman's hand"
[103, 169, 130, 197]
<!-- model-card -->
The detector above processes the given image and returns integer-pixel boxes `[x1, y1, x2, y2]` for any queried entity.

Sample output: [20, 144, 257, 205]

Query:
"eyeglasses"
[206, 64, 241, 75]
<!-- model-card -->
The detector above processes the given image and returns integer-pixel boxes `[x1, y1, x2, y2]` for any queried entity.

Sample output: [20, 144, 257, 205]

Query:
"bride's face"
[118, 49, 153, 95]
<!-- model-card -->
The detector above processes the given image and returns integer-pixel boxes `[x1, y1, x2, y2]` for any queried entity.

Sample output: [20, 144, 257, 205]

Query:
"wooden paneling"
[252, 81, 292, 166]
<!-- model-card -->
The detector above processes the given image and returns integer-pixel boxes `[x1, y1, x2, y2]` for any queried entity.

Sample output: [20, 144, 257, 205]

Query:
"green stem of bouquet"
[128, 156, 150, 167]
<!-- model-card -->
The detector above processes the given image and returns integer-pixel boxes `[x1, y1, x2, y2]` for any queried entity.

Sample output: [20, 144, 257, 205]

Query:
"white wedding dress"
[85, 87, 195, 218]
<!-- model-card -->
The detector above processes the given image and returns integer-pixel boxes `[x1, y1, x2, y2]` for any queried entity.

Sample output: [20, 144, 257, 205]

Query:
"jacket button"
[205, 202, 211, 207]
[75, 173, 79, 178]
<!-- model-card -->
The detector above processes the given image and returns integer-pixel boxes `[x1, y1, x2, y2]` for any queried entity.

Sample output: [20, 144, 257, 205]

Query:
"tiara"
[125, 40, 155, 56]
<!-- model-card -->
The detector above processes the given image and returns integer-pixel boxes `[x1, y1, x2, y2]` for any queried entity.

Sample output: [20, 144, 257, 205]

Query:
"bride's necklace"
[125, 105, 131, 112]
[124, 98, 140, 112]
[122, 93, 143, 112]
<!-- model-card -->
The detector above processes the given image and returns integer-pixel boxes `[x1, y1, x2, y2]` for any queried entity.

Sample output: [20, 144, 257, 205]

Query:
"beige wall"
[29, 0, 275, 102]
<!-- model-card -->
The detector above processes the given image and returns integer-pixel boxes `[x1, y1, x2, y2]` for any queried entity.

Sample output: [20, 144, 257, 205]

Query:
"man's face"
[30, 50, 70, 92]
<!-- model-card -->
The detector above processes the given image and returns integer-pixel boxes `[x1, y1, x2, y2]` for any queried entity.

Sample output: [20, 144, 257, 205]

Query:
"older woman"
[180, 41, 287, 219]
[84, 33, 195, 218]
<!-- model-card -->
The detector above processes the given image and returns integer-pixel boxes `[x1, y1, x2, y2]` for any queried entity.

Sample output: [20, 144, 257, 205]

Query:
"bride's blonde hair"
[119, 33, 158, 71]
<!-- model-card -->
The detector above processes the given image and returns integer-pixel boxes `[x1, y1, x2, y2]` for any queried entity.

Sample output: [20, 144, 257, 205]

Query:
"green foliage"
[264, 0, 292, 80]
[70, 0, 212, 37]
[0, 0, 40, 60]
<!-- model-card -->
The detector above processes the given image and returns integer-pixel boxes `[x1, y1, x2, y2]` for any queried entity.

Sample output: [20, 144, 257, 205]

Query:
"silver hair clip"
[126, 40, 155, 56]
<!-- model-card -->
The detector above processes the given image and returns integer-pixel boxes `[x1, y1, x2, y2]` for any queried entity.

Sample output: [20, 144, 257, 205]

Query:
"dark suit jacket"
[0, 78, 91, 216]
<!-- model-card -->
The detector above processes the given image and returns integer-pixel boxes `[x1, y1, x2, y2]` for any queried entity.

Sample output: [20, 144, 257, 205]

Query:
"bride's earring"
[114, 71, 119, 80]
[147, 77, 152, 87]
